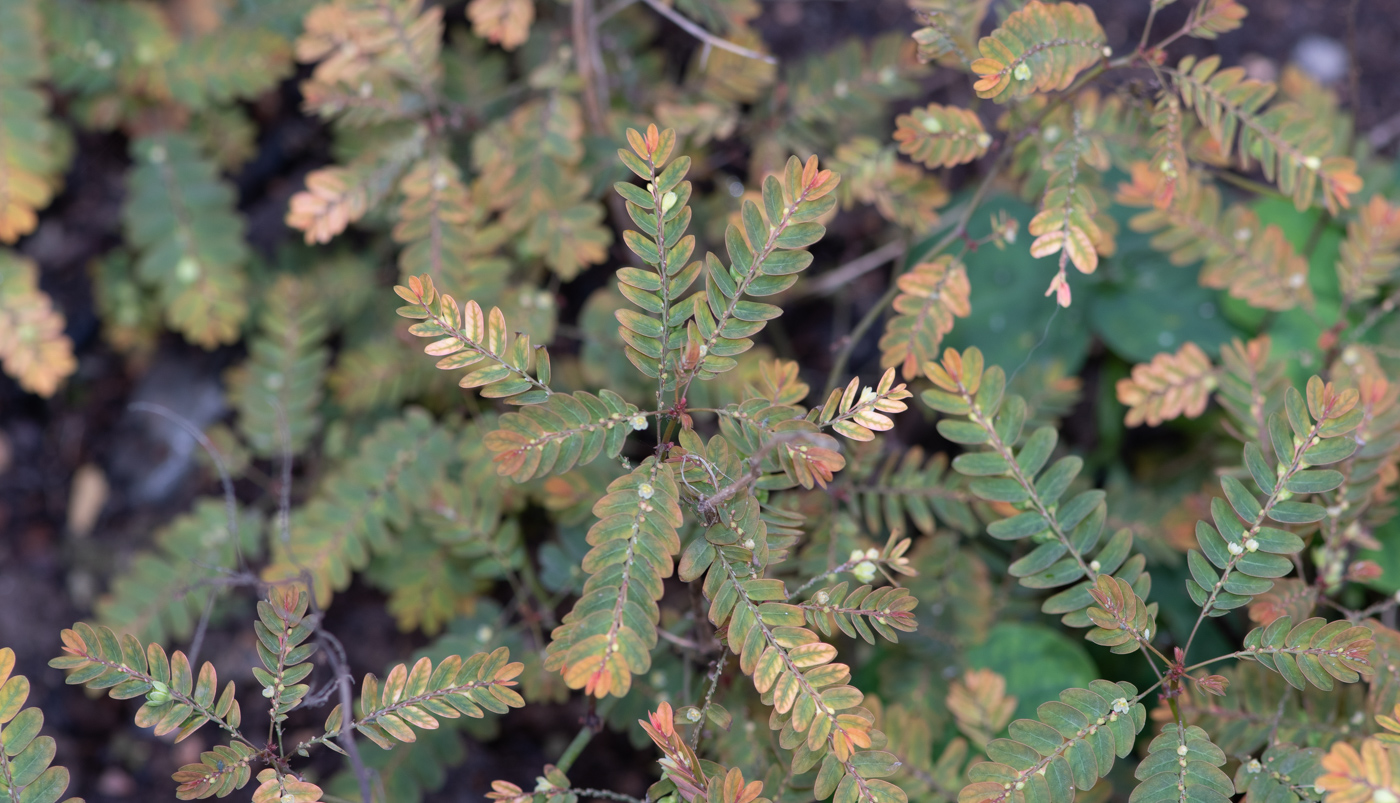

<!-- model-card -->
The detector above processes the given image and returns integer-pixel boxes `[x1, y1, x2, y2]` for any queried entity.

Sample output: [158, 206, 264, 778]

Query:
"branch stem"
[638, 0, 777, 64]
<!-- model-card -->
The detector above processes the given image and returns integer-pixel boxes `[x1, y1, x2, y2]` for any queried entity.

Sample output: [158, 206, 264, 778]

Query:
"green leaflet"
[1132, 725, 1233, 803]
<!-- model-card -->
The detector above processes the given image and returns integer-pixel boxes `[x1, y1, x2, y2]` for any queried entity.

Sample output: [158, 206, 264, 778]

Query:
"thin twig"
[796, 239, 907, 300]
[1346, 0, 1362, 116]
[1366, 109, 1400, 151]
[128, 401, 245, 667]
[656, 628, 710, 652]
[688, 648, 728, 751]
[321, 630, 376, 803]
[638, 0, 777, 64]
[1347, 286, 1400, 341]
[129, 402, 240, 566]
[594, 0, 639, 25]
[572, 0, 610, 132]
[187, 594, 217, 668]
[789, 560, 860, 598]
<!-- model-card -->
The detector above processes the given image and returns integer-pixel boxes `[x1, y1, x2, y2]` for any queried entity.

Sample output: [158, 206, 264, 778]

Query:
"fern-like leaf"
[287, 131, 424, 243]
[922, 347, 1151, 625]
[286, 167, 371, 244]
[51, 623, 244, 743]
[1169, 55, 1362, 213]
[0, 251, 76, 397]
[1186, 379, 1361, 618]
[483, 390, 641, 481]
[1216, 336, 1287, 445]
[166, 24, 293, 110]
[42, 0, 174, 98]
[545, 459, 681, 698]
[786, 32, 925, 128]
[812, 368, 912, 442]
[397, 273, 554, 404]
[880, 256, 971, 379]
[831, 137, 950, 230]
[254, 588, 318, 730]
[329, 336, 438, 412]
[642, 704, 773, 803]
[970, 1, 1106, 102]
[1182, 0, 1249, 40]
[1337, 195, 1400, 304]
[466, 0, 534, 50]
[325, 647, 523, 749]
[614, 125, 699, 394]
[251, 771, 323, 803]
[1145, 92, 1189, 208]
[0, 0, 65, 243]
[689, 540, 902, 803]
[1333, 358, 1400, 528]
[802, 583, 918, 644]
[946, 668, 1017, 748]
[911, 2, 990, 68]
[640, 703, 707, 801]
[1116, 342, 1218, 427]
[1085, 575, 1159, 655]
[97, 500, 263, 645]
[1240, 616, 1373, 691]
[1028, 111, 1111, 296]
[893, 105, 991, 168]
[173, 741, 260, 800]
[227, 275, 330, 457]
[124, 134, 250, 347]
[679, 155, 839, 386]
[393, 154, 505, 297]
[960, 680, 1146, 803]
[296, 0, 443, 109]
[1117, 165, 1313, 311]
[0, 647, 81, 803]
[1131, 725, 1233, 803]
[881, 696, 974, 799]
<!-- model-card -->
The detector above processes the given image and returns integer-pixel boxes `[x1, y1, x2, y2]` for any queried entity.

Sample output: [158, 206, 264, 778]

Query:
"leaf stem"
[638, 0, 776, 64]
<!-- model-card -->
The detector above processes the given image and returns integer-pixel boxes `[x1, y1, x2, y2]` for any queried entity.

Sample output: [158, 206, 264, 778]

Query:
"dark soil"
[3, 1, 1398, 800]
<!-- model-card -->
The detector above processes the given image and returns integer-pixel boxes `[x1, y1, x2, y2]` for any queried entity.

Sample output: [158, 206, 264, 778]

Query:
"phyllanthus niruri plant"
[6, 0, 1400, 801]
